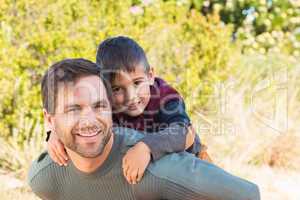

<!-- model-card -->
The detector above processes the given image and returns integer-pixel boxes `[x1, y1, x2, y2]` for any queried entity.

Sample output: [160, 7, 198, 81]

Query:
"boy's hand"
[47, 131, 69, 166]
[122, 142, 151, 184]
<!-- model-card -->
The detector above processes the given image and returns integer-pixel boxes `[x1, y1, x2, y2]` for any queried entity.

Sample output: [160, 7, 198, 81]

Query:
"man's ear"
[148, 67, 155, 85]
[43, 108, 55, 132]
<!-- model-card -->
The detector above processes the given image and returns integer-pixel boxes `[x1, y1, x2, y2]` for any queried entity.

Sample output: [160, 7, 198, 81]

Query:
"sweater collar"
[68, 131, 123, 179]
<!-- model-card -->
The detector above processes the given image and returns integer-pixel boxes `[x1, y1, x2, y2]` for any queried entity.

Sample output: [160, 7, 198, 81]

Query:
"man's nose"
[79, 107, 97, 125]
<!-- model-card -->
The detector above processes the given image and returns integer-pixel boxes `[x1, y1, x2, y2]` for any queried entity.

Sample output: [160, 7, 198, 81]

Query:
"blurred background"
[0, 0, 299, 199]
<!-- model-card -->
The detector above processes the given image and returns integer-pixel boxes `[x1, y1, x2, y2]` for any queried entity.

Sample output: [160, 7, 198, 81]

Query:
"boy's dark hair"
[41, 58, 101, 114]
[96, 36, 150, 81]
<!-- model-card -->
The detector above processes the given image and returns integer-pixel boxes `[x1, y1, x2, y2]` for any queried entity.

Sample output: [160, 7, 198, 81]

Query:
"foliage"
[187, 0, 300, 56]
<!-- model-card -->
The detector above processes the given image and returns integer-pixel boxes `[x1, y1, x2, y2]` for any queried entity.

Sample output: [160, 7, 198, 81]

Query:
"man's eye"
[67, 107, 80, 113]
[95, 103, 107, 109]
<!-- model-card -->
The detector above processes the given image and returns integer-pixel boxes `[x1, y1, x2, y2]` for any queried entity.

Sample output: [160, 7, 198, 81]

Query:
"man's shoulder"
[147, 152, 260, 200]
[147, 152, 202, 190]
[28, 151, 63, 199]
[28, 151, 57, 186]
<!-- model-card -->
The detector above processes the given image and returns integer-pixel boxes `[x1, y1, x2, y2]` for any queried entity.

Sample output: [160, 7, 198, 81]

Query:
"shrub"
[187, 0, 300, 57]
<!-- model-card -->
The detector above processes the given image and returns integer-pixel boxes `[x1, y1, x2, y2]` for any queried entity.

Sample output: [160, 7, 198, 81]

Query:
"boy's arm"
[139, 99, 198, 161]
[122, 99, 196, 184]
[47, 131, 69, 166]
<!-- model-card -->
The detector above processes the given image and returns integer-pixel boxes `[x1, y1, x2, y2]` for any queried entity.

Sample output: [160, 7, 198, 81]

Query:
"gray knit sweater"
[28, 128, 260, 200]
[28, 133, 209, 200]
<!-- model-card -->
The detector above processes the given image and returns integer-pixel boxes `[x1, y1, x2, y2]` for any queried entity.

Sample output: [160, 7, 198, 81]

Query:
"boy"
[47, 36, 212, 184]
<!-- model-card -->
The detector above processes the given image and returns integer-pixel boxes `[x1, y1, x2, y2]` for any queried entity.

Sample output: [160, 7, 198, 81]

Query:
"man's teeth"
[77, 131, 100, 137]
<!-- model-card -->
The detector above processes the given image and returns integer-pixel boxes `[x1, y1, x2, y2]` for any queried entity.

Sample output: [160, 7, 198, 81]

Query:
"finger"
[54, 144, 68, 166]
[47, 141, 65, 166]
[122, 157, 128, 175]
[127, 170, 133, 184]
[56, 143, 69, 162]
[122, 163, 128, 177]
[122, 163, 130, 183]
[126, 166, 132, 179]
[50, 147, 63, 166]
[122, 156, 127, 165]
[48, 147, 60, 165]
[136, 168, 145, 182]
[53, 147, 66, 166]
[132, 170, 139, 184]
[125, 169, 131, 184]
[47, 145, 55, 158]
[126, 167, 135, 184]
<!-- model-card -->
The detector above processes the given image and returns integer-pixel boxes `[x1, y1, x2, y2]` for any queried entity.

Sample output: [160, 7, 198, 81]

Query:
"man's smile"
[75, 129, 102, 138]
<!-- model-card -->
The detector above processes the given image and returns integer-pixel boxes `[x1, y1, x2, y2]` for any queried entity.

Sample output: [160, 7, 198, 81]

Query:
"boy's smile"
[110, 65, 154, 117]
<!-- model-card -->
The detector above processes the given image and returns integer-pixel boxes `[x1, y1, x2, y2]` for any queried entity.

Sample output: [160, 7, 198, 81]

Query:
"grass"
[0, 186, 38, 200]
[196, 53, 300, 199]
[220, 162, 300, 200]
[198, 53, 300, 169]
[0, 117, 45, 180]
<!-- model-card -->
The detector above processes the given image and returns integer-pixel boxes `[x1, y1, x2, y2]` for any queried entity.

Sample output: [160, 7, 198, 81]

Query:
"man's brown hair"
[41, 58, 101, 114]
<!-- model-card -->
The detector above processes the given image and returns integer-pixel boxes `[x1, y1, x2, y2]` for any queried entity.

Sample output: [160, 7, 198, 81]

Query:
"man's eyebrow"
[64, 104, 81, 109]
[92, 100, 109, 106]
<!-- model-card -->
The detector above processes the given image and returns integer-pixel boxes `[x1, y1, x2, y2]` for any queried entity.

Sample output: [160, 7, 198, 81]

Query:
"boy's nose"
[126, 87, 139, 103]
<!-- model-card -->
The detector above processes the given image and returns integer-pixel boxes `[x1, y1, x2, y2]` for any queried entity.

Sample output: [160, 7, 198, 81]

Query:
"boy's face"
[110, 65, 154, 117]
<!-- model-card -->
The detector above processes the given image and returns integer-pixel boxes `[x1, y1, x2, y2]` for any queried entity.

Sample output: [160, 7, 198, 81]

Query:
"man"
[28, 58, 260, 200]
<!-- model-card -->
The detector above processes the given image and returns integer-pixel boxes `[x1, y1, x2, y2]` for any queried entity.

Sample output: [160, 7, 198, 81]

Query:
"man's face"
[110, 65, 154, 117]
[51, 75, 112, 158]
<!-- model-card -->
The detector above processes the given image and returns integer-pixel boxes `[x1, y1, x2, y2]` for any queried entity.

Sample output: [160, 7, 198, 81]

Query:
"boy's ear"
[148, 67, 155, 85]
[43, 108, 55, 132]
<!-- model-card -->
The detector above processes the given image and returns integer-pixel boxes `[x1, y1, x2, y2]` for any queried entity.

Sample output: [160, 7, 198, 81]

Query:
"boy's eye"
[112, 87, 123, 93]
[134, 80, 143, 86]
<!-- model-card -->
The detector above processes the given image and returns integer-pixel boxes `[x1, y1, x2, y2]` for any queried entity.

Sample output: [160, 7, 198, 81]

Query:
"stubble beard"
[66, 128, 113, 158]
